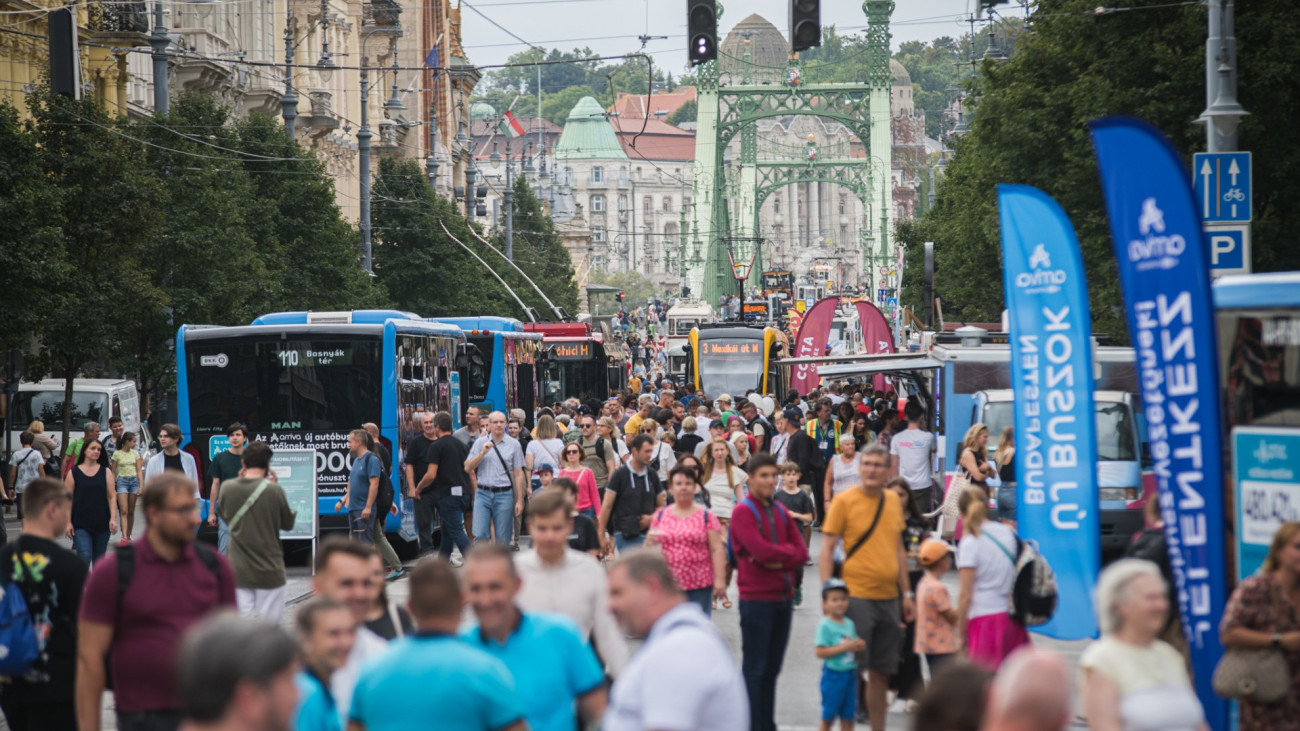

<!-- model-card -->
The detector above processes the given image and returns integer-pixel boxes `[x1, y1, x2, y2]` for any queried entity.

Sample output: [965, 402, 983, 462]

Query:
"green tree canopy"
[667, 99, 697, 127]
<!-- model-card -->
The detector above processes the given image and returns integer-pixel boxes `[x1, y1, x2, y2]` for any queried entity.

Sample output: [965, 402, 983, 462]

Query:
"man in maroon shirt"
[76, 472, 236, 731]
[728, 452, 809, 731]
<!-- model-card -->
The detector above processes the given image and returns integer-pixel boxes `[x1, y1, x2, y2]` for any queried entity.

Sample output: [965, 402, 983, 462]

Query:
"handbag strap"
[989, 531, 1018, 568]
[228, 479, 272, 532]
[844, 492, 887, 563]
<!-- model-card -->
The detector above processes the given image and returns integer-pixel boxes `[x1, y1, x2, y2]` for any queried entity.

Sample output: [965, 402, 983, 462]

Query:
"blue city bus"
[1214, 272, 1300, 580]
[427, 316, 544, 426]
[177, 310, 466, 536]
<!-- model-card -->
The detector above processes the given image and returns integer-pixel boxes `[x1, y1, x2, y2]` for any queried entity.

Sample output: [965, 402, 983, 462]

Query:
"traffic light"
[687, 0, 717, 67]
[618, 291, 626, 303]
[790, 0, 820, 53]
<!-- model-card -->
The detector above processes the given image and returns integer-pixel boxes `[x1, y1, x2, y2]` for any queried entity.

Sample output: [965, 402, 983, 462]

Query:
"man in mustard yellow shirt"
[623, 395, 654, 437]
[818, 443, 914, 730]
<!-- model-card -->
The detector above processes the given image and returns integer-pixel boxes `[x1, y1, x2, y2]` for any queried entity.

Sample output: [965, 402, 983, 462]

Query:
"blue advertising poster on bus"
[1234, 428, 1300, 580]
[998, 184, 1100, 640]
[1090, 117, 1228, 728]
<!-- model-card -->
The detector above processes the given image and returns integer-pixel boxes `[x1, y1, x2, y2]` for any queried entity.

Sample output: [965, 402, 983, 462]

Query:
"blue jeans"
[73, 528, 110, 565]
[216, 514, 230, 554]
[685, 587, 713, 617]
[440, 494, 471, 558]
[614, 532, 645, 553]
[348, 509, 375, 544]
[473, 489, 514, 544]
[739, 599, 795, 731]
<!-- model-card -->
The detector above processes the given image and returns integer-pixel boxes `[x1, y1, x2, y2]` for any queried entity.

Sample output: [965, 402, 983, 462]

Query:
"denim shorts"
[116, 476, 140, 495]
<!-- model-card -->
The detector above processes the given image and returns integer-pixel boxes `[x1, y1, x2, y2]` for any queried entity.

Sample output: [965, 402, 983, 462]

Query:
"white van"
[9, 379, 153, 460]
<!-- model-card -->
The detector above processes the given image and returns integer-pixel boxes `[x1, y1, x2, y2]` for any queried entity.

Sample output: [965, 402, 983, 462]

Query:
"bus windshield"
[672, 319, 701, 335]
[983, 400, 1136, 462]
[542, 358, 605, 403]
[185, 336, 383, 434]
[11, 391, 109, 429]
[697, 339, 764, 397]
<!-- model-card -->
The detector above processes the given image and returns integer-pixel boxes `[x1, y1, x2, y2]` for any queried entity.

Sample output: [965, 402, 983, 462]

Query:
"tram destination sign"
[699, 341, 762, 357]
[549, 343, 593, 360]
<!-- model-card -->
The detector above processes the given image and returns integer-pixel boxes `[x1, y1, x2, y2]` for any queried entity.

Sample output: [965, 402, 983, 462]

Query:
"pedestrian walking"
[404, 412, 439, 555]
[465, 411, 526, 546]
[1081, 559, 1204, 731]
[174, 614, 299, 731]
[889, 476, 930, 706]
[824, 434, 859, 507]
[101, 417, 126, 462]
[604, 550, 748, 731]
[348, 559, 527, 731]
[782, 409, 826, 524]
[462, 545, 608, 731]
[525, 413, 565, 479]
[146, 424, 200, 484]
[955, 487, 1030, 669]
[556, 442, 602, 522]
[517, 487, 629, 673]
[293, 598, 356, 731]
[111, 431, 144, 545]
[729, 453, 809, 731]
[361, 423, 402, 578]
[815, 578, 867, 731]
[77, 473, 236, 731]
[412, 411, 472, 564]
[310, 537, 388, 729]
[62, 421, 106, 476]
[207, 422, 248, 554]
[1221, 521, 1300, 729]
[597, 434, 666, 555]
[889, 401, 937, 512]
[805, 400, 841, 524]
[701, 438, 747, 523]
[645, 464, 727, 616]
[675, 416, 704, 457]
[817, 444, 913, 730]
[362, 553, 412, 640]
[914, 539, 959, 688]
[7, 430, 45, 522]
[27, 420, 59, 463]
[337, 429, 381, 545]
[993, 426, 1017, 528]
[0, 478, 86, 731]
[957, 423, 997, 501]
[214, 441, 296, 624]
[65, 438, 117, 564]
[545, 479, 601, 555]
[694, 420, 740, 461]
[577, 413, 619, 491]
[453, 405, 485, 449]
[774, 462, 815, 605]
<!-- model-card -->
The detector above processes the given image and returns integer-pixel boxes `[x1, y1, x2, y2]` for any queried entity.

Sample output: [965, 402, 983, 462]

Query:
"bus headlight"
[1099, 488, 1140, 502]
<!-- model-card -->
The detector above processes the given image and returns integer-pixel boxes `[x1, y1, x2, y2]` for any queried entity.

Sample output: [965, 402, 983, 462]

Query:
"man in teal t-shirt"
[349, 560, 526, 731]
[815, 579, 867, 730]
[461, 545, 606, 731]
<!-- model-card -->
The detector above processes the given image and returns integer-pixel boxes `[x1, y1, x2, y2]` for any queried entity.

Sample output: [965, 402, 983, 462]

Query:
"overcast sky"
[460, 0, 978, 72]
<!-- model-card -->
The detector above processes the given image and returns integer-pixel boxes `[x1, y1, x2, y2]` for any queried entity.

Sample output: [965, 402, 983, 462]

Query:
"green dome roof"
[554, 96, 628, 160]
[470, 101, 496, 120]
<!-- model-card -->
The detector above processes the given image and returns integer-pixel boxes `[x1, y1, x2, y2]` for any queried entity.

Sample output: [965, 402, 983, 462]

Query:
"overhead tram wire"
[437, 219, 539, 323]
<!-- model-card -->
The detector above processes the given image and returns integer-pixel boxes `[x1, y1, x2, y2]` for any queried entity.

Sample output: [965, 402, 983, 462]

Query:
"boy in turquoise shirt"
[814, 578, 866, 731]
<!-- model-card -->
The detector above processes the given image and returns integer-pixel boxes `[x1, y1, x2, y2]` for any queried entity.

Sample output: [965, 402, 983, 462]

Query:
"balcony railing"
[364, 0, 402, 28]
[89, 1, 149, 35]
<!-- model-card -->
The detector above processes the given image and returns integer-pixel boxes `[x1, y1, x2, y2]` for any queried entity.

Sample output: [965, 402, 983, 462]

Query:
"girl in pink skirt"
[955, 487, 1030, 669]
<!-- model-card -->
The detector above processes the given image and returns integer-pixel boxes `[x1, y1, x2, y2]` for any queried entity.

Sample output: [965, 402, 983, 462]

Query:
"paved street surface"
[2, 505, 1086, 731]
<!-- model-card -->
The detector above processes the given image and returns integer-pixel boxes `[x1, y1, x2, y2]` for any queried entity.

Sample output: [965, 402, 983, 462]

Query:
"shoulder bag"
[227, 479, 273, 532]
[832, 493, 886, 579]
[1213, 580, 1292, 704]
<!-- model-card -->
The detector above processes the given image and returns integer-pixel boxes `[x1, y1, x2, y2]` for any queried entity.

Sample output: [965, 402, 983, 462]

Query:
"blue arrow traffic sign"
[1194, 152, 1251, 222]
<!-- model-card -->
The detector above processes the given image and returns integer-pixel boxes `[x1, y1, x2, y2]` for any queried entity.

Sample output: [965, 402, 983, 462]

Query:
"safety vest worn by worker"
[805, 418, 843, 455]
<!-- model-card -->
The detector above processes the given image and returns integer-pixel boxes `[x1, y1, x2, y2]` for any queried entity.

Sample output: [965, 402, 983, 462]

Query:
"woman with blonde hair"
[26, 420, 59, 461]
[637, 418, 677, 483]
[993, 426, 1016, 528]
[1221, 521, 1300, 729]
[824, 433, 859, 508]
[525, 414, 564, 477]
[700, 437, 747, 609]
[596, 415, 630, 463]
[729, 430, 751, 466]
[1081, 559, 1204, 731]
[958, 423, 997, 496]
[955, 487, 1028, 669]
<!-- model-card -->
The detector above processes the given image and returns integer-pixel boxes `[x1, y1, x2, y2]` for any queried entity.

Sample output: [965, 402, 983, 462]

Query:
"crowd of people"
[1, 369, 1291, 731]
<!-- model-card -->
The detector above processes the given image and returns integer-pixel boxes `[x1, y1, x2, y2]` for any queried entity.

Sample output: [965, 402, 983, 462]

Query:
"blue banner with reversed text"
[997, 184, 1100, 640]
[1089, 118, 1228, 729]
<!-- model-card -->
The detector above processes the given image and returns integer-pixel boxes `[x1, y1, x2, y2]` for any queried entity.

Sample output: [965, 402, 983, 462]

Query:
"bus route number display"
[550, 343, 592, 360]
[276, 347, 353, 367]
[700, 342, 762, 357]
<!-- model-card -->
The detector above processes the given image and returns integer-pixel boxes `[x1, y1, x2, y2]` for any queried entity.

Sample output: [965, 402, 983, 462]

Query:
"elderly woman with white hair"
[1080, 558, 1205, 731]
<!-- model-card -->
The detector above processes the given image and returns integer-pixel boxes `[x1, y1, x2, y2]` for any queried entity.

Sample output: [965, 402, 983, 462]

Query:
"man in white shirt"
[516, 489, 629, 675]
[888, 401, 937, 513]
[311, 537, 389, 729]
[604, 550, 748, 731]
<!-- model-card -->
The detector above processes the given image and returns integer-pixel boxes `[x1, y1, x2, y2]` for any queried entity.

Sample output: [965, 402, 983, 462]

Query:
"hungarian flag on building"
[499, 110, 525, 138]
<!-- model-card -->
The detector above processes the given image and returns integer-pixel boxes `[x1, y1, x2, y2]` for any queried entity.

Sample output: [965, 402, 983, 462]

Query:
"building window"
[662, 196, 673, 213]
[591, 195, 606, 212]
[593, 255, 606, 269]
[591, 166, 604, 183]
[774, 196, 781, 213]
[618, 194, 628, 212]
[593, 226, 606, 243]
[683, 195, 692, 210]
[643, 196, 653, 216]
[839, 197, 847, 215]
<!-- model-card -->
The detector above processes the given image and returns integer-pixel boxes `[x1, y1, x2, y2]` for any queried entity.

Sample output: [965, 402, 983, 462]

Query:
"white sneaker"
[449, 556, 464, 568]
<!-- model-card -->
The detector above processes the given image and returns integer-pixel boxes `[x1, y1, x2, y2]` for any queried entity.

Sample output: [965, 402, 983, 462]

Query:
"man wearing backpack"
[728, 453, 809, 731]
[0, 477, 86, 731]
[818, 444, 913, 731]
[77, 472, 236, 731]
[214, 441, 296, 624]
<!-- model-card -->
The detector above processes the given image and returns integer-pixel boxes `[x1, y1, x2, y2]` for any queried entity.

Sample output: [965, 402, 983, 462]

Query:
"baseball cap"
[821, 578, 849, 598]
[533, 463, 555, 476]
[782, 407, 803, 424]
[717, 393, 733, 404]
[918, 539, 951, 567]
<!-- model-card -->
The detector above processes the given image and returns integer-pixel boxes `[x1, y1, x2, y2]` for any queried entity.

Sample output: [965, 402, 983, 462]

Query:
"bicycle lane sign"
[1193, 152, 1251, 222]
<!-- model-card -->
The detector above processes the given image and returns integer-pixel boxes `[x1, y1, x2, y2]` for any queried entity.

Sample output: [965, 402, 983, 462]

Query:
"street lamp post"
[281, 15, 297, 138]
[150, 1, 169, 114]
[490, 140, 516, 260]
[426, 100, 439, 192]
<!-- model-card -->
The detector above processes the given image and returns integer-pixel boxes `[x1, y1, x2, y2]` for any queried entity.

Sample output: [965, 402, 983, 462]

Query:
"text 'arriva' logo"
[1015, 243, 1066, 295]
[1128, 197, 1184, 271]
